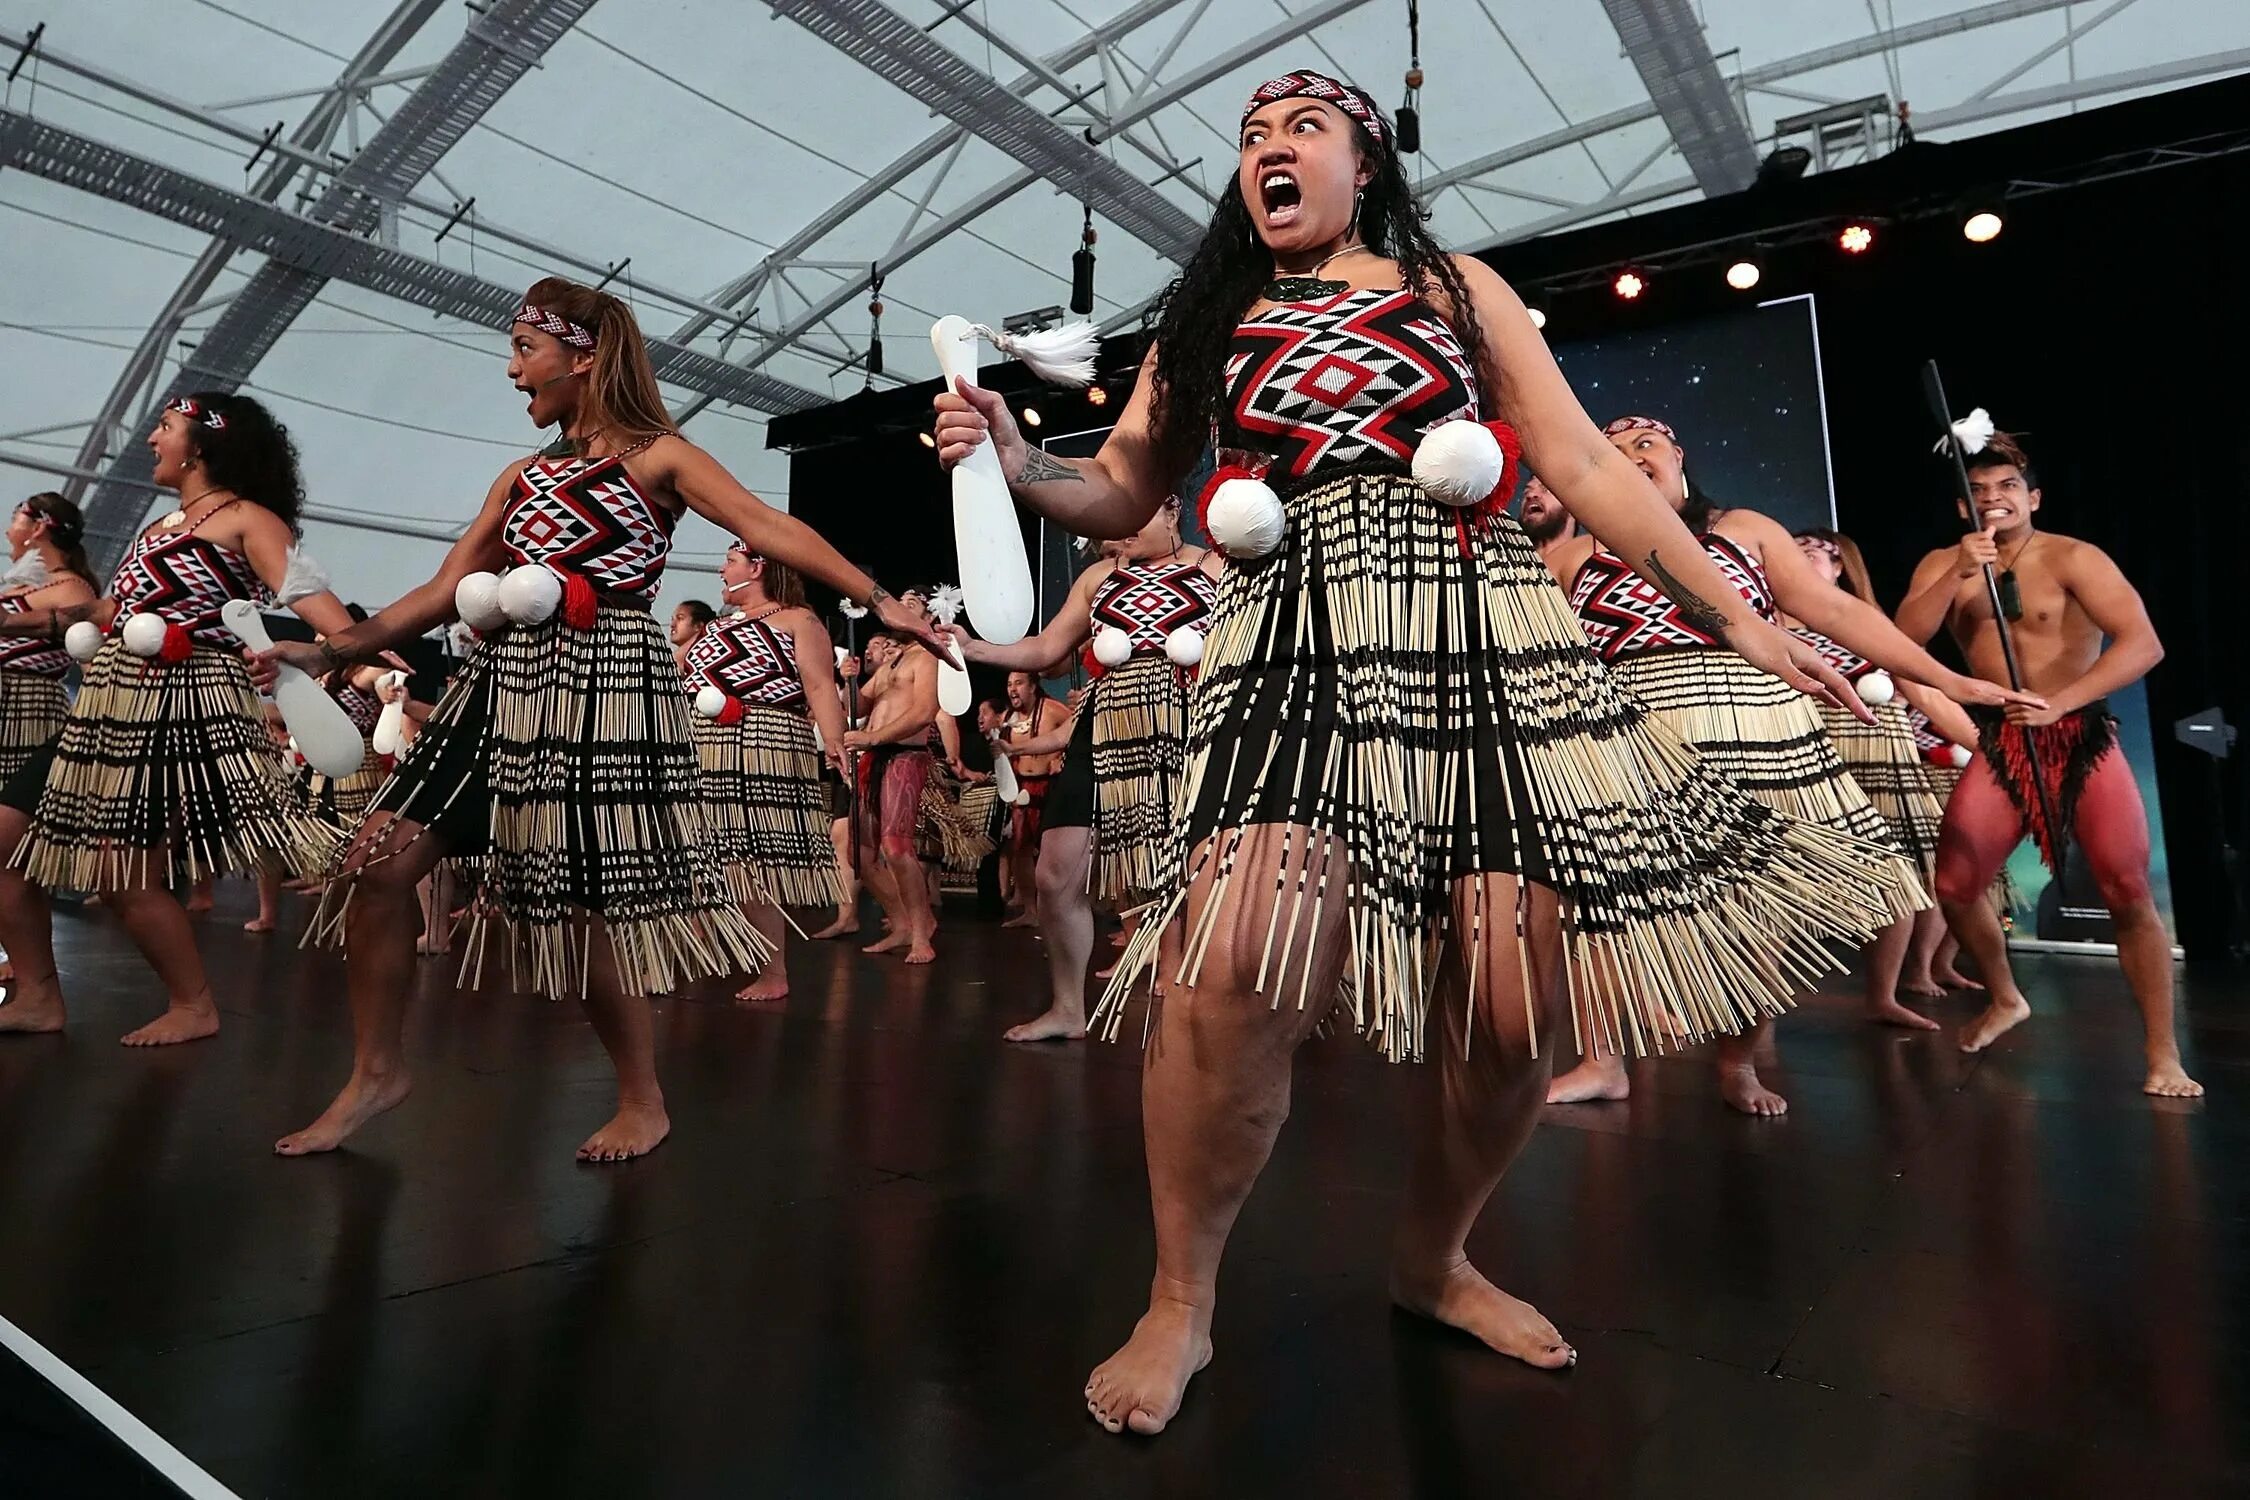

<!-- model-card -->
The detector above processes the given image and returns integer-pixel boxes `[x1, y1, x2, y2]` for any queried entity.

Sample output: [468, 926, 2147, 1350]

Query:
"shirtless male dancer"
[1517, 475, 1579, 567]
[1896, 431, 2200, 1097]
[844, 620, 941, 963]
[997, 669, 1070, 930]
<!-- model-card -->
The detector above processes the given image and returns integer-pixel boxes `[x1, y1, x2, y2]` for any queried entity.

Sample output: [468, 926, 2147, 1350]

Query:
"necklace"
[1263, 242, 1366, 304]
[1995, 531, 2037, 622]
[160, 486, 222, 530]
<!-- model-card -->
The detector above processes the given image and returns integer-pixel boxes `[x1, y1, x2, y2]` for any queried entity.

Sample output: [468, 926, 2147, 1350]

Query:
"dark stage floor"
[1, 884, 2244, 1499]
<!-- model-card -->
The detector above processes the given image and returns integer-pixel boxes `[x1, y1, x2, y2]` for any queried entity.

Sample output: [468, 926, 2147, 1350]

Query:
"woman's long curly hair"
[181, 391, 306, 536]
[1143, 89, 1489, 479]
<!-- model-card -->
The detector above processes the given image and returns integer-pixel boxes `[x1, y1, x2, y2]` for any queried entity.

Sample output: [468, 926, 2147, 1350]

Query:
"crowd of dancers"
[0, 65, 2200, 1443]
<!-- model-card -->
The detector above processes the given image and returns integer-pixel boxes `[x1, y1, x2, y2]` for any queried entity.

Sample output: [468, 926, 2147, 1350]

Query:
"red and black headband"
[512, 302, 597, 350]
[1603, 415, 1678, 443]
[167, 396, 227, 431]
[1242, 71, 1386, 145]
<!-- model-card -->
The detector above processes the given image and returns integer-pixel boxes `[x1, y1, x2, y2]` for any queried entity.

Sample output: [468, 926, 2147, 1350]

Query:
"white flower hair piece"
[1934, 406, 1995, 456]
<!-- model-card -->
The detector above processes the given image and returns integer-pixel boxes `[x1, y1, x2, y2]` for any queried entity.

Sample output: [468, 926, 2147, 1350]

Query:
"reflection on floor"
[0, 883, 2242, 1499]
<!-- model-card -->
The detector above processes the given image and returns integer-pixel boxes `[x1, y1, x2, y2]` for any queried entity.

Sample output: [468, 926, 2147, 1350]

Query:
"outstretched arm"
[293, 465, 517, 670]
[948, 560, 1106, 672]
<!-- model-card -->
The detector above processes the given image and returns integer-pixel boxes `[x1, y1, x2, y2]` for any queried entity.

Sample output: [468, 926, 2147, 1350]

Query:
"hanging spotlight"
[1612, 269, 1646, 301]
[1085, 384, 1110, 408]
[1069, 207, 1097, 317]
[863, 265, 884, 384]
[1725, 257, 1762, 291]
[1963, 210, 2004, 243]
[1525, 305, 1547, 331]
[1396, 2, 1424, 156]
[1838, 221, 1876, 254]
[1021, 406, 1042, 429]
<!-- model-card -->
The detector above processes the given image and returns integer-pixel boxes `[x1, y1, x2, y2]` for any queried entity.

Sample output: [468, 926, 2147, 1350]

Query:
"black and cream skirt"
[917, 758, 997, 874]
[313, 606, 770, 999]
[1614, 648, 1928, 922]
[1100, 463, 1905, 1063]
[1815, 697, 1945, 882]
[308, 743, 387, 831]
[11, 639, 338, 890]
[0, 669, 67, 786]
[691, 702, 843, 910]
[1089, 653, 1192, 905]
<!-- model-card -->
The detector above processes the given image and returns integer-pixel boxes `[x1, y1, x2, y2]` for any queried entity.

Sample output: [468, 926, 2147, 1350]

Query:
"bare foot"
[1004, 1009, 1086, 1043]
[862, 930, 909, 956]
[2143, 1056, 2204, 1099]
[1958, 994, 2030, 1053]
[0, 983, 65, 1035]
[734, 972, 788, 1003]
[903, 942, 936, 965]
[1934, 965, 1985, 992]
[1001, 911, 1038, 930]
[1866, 997, 1941, 1031]
[1899, 974, 1946, 1000]
[120, 1003, 219, 1047]
[1546, 1058, 1630, 1104]
[808, 914, 860, 941]
[577, 1101, 669, 1163]
[274, 1071, 413, 1155]
[1718, 1063, 1788, 1116]
[1085, 1297, 1212, 1436]
[183, 897, 213, 916]
[1390, 1259, 1575, 1369]
[243, 916, 277, 934]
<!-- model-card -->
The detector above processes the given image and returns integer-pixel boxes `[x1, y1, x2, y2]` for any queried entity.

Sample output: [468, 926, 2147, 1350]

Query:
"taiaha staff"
[1919, 360, 2068, 869]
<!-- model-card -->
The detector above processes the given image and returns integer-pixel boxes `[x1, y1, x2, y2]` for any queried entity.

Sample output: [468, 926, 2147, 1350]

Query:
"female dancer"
[944, 501, 1217, 1043]
[1544, 416, 2028, 1112]
[683, 544, 847, 1002]
[668, 597, 715, 671]
[0, 494, 98, 783]
[935, 70, 1922, 1434]
[257, 277, 942, 1160]
[1787, 527, 1981, 1027]
[0, 396, 355, 1043]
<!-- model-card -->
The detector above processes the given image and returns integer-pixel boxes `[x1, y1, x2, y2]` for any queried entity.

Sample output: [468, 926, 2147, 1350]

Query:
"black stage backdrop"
[778, 77, 2250, 958]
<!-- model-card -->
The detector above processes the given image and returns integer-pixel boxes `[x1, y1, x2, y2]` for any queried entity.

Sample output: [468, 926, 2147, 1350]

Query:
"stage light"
[1021, 406, 1042, 428]
[917, 431, 937, 449]
[1838, 222, 1875, 254]
[1526, 305, 1547, 330]
[1085, 384, 1109, 407]
[1612, 269, 1645, 301]
[1963, 210, 2004, 243]
[1757, 143, 1811, 186]
[1724, 258, 1762, 291]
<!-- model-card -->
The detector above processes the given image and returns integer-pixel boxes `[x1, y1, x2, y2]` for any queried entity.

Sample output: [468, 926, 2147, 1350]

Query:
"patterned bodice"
[0, 591, 73, 677]
[1909, 708, 1943, 753]
[1221, 286, 1479, 480]
[684, 612, 805, 710]
[1569, 532, 1774, 663]
[334, 680, 383, 735]
[1089, 556, 1218, 655]
[109, 523, 273, 647]
[1789, 626, 1874, 682]
[501, 452, 676, 600]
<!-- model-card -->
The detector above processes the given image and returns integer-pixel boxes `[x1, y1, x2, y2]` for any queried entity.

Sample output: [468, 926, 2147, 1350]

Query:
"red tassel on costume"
[560, 570, 598, 631]
[1195, 463, 1258, 556]
[1080, 642, 1107, 681]
[158, 622, 195, 664]
[1467, 420, 1525, 531]
[716, 696, 746, 726]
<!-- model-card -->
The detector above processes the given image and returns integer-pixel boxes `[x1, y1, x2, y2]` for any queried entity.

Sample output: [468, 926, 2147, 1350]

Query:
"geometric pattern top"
[333, 678, 384, 735]
[683, 612, 805, 710]
[0, 590, 76, 677]
[1221, 286, 1479, 480]
[1788, 625, 1874, 683]
[1569, 531, 1774, 663]
[108, 523, 275, 647]
[500, 453, 677, 600]
[1089, 556, 1217, 656]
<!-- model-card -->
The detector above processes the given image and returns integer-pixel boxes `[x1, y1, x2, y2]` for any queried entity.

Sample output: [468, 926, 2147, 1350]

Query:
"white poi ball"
[1947, 743, 1973, 769]
[1204, 476, 1285, 558]
[120, 611, 168, 658]
[1163, 625, 1204, 667]
[694, 684, 727, 718]
[64, 620, 105, 663]
[1091, 625, 1133, 668]
[1854, 668, 1896, 705]
[497, 564, 562, 625]
[453, 571, 507, 631]
[1411, 420, 1504, 507]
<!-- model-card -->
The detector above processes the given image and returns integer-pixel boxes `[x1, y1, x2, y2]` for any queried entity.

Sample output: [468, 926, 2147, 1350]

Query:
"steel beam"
[1599, 0, 1760, 195]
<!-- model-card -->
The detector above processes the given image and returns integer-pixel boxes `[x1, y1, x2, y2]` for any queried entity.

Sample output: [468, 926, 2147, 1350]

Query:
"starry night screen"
[1549, 292, 1837, 534]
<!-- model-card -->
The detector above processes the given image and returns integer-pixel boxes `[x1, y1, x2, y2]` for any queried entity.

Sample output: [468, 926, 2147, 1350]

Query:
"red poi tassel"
[716, 695, 746, 726]
[560, 570, 598, 631]
[158, 621, 195, 664]
[1080, 642, 1107, 681]
[1466, 420, 1525, 533]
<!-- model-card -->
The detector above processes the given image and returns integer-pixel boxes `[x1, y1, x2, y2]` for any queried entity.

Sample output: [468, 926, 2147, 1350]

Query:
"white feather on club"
[1934, 407, 1995, 456]
[279, 548, 332, 603]
[926, 583, 967, 625]
[973, 322, 1099, 388]
[838, 600, 868, 620]
[3, 552, 51, 588]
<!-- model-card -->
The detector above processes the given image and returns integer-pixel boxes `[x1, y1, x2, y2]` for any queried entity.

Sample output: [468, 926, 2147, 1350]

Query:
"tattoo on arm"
[1012, 448, 1082, 486]
[1644, 550, 1733, 635]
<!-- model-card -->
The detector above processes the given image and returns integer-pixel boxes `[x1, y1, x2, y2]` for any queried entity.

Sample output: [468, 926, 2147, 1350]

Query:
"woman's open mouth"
[1259, 170, 1303, 228]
